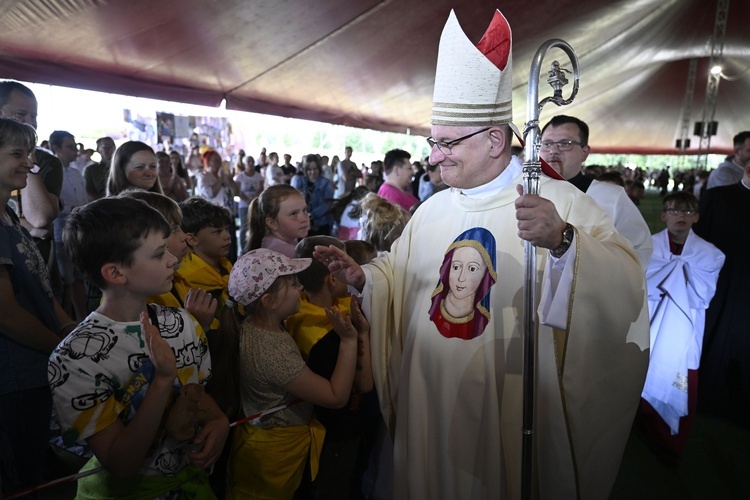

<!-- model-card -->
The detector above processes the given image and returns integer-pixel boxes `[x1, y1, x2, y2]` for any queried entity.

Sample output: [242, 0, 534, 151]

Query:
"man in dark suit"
[693, 160, 750, 429]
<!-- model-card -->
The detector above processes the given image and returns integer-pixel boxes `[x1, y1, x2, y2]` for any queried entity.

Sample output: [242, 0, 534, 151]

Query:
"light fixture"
[710, 65, 722, 75]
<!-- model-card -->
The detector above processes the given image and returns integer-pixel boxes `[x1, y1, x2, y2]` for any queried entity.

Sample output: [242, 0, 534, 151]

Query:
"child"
[342, 239, 391, 500]
[193, 149, 240, 262]
[179, 196, 234, 330]
[225, 248, 366, 499]
[334, 185, 370, 241]
[49, 197, 229, 498]
[344, 239, 378, 266]
[639, 191, 725, 457]
[286, 236, 373, 500]
[0, 118, 75, 494]
[246, 184, 309, 257]
[119, 190, 217, 333]
[357, 192, 411, 252]
[178, 195, 246, 431]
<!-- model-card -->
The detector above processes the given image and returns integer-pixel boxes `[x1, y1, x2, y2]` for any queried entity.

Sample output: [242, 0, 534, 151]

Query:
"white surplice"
[642, 229, 725, 433]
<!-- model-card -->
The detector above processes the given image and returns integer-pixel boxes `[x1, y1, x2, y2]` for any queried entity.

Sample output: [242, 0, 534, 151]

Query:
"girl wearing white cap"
[225, 248, 365, 499]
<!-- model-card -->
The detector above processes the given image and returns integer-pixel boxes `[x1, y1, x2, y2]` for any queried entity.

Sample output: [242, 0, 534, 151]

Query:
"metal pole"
[521, 39, 580, 500]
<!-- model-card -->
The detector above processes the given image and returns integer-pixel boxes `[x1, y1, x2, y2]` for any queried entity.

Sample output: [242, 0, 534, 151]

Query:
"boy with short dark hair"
[639, 191, 725, 457]
[344, 239, 377, 266]
[286, 235, 372, 499]
[119, 190, 217, 333]
[49, 197, 228, 498]
[179, 196, 234, 330]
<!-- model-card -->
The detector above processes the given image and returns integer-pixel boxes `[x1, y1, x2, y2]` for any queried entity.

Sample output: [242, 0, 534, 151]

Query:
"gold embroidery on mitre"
[433, 101, 512, 110]
[431, 105, 512, 126]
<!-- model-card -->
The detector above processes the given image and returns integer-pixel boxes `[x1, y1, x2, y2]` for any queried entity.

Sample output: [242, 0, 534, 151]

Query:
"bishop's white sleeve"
[538, 233, 577, 330]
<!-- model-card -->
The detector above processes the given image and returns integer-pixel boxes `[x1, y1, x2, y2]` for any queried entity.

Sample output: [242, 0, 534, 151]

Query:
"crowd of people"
[0, 78, 444, 499]
[1, 7, 749, 498]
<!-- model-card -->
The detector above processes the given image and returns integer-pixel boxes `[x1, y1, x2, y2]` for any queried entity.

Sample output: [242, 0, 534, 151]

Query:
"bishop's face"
[428, 125, 499, 189]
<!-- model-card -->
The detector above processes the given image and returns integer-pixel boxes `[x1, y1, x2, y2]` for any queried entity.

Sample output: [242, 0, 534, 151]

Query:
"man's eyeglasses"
[539, 140, 584, 151]
[426, 127, 491, 155]
[664, 208, 696, 216]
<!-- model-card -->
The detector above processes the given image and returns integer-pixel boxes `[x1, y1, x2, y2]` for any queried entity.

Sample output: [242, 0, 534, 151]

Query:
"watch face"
[550, 224, 573, 258]
[563, 225, 573, 244]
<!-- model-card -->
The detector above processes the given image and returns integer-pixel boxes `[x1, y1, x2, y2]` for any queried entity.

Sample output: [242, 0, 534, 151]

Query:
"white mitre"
[431, 9, 513, 127]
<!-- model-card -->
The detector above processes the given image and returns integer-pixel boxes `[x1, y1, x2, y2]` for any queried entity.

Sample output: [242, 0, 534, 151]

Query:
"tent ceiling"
[1, 0, 748, 154]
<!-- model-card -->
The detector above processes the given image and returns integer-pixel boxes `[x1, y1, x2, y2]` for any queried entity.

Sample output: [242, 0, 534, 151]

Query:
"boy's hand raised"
[313, 245, 366, 292]
[184, 288, 218, 331]
[325, 305, 357, 342]
[348, 297, 373, 393]
[140, 312, 177, 382]
[349, 297, 369, 337]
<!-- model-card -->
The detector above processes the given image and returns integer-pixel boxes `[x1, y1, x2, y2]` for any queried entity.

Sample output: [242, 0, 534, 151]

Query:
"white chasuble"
[364, 173, 650, 500]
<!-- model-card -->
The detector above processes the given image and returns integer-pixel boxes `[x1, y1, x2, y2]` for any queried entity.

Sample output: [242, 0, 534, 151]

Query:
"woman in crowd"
[0, 117, 75, 494]
[157, 151, 189, 202]
[106, 141, 162, 196]
[170, 150, 193, 193]
[291, 154, 334, 236]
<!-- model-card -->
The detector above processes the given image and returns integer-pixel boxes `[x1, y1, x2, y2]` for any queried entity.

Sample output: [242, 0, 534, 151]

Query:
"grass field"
[638, 188, 667, 235]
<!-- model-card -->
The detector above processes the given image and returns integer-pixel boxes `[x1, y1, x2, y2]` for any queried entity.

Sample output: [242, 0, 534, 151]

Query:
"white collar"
[459, 156, 523, 199]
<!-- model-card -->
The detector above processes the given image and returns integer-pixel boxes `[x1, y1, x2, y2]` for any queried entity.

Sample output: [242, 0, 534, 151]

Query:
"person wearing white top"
[540, 115, 653, 268]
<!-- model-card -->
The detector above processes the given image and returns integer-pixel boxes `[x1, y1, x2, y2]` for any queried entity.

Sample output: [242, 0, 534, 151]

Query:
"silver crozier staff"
[520, 41, 580, 500]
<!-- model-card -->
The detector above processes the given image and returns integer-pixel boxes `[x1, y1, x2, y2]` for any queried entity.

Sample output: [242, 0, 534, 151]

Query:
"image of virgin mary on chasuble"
[429, 227, 497, 340]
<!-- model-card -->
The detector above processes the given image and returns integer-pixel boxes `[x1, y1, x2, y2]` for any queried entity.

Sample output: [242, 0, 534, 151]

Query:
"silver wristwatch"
[550, 223, 574, 258]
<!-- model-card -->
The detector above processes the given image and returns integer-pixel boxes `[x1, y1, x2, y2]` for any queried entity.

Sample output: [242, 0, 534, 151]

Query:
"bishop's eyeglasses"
[426, 127, 491, 155]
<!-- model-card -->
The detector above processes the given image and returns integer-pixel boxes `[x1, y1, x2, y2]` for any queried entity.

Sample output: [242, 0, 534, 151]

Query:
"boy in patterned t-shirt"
[48, 197, 229, 498]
